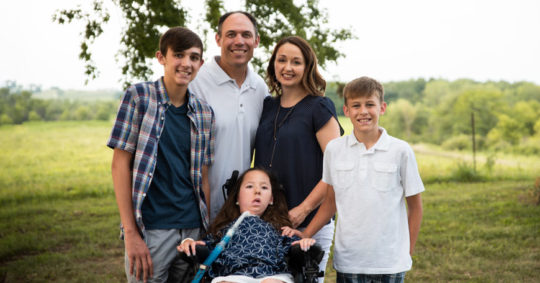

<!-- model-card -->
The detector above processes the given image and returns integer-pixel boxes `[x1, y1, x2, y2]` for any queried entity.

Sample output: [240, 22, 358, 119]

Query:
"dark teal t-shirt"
[142, 102, 201, 229]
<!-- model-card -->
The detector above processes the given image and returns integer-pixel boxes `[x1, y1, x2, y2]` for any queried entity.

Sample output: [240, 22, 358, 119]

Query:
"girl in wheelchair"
[177, 168, 316, 283]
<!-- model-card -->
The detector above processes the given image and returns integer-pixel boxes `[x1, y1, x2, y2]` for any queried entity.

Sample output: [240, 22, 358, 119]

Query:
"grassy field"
[1, 121, 539, 282]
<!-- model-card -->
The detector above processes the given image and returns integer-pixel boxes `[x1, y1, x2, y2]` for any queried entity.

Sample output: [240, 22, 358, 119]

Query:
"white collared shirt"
[189, 56, 269, 220]
[322, 127, 425, 274]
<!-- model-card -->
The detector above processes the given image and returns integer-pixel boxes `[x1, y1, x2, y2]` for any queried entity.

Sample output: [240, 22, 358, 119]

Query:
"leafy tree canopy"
[54, 0, 354, 88]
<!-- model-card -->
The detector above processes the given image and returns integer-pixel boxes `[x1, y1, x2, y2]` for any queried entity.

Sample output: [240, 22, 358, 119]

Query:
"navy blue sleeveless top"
[254, 95, 341, 228]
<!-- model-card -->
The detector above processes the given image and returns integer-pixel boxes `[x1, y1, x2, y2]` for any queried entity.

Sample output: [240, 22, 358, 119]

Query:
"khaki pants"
[125, 228, 200, 283]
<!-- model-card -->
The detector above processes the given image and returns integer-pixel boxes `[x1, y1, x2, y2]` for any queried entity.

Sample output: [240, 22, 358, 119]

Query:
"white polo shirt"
[189, 56, 269, 221]
[322, 127, 425, 274]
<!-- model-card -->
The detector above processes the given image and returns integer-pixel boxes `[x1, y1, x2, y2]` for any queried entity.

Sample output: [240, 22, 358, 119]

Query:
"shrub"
[0, 113, 13, 125]
[449, 162, 484, 182]
[512, 137, 540, 155]
[28, 110, 42, 121]
[441, 134, 471, 151]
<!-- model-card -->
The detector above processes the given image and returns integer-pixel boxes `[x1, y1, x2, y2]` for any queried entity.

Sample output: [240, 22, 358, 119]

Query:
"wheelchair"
[180, 170, 325, 282]
[181, 243, 324, 283]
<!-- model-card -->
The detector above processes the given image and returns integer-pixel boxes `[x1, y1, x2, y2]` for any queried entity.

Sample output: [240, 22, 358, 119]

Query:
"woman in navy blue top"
[254, 36, 342, 282]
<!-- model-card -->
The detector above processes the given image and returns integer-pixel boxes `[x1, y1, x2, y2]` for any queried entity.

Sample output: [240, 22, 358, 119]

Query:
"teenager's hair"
[343, 76, 384, 104]
[217, 11, 259, 37]
[208, 168, 291, 237]
[266, 36, 326, 97]
[159, 27, 203, 57]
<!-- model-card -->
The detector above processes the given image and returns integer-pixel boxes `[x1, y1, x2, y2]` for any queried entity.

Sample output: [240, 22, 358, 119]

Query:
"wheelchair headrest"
[222, 170, 239, 200]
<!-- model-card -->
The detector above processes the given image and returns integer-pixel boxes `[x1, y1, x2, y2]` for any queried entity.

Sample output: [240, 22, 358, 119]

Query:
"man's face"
[216, 13, 260, 69]
[157, 46, 203, 87]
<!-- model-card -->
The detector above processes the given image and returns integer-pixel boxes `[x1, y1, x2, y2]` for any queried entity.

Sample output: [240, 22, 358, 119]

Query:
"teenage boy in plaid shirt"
[107, 27, 214, 283]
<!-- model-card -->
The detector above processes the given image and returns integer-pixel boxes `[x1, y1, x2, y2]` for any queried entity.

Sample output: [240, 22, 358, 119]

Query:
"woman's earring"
[235, 201, 239, 205]
[269, 202, 273, 205]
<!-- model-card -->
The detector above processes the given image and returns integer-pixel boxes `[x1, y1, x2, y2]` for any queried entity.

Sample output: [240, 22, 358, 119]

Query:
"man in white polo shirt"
[190, 11, 268, 221]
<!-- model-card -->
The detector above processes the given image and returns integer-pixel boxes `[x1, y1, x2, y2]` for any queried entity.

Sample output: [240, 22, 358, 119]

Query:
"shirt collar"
[157, 77, 170, 105]
[346, 127, 390, 151]
[157, 77, 195, 111]
[210, 56, 257, 89]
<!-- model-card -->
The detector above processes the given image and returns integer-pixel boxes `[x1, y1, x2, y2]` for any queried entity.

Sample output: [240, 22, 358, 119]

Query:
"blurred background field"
[2, 0, 539, 280]
[2, 77, 540, 282]
[1, 120, 539, 282]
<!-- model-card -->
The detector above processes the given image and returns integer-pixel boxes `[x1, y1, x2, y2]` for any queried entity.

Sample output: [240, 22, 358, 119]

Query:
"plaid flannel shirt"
[107, 77, 214, 235]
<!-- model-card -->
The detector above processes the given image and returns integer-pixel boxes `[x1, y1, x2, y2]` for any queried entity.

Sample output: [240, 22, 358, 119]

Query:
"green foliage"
[0, 113, 13, 125]
[54, 0, 353, 87]
[488, 114, 523, 145]
[449, 162, 484, 182]
[380, 99, 417, 141]
[384, 78, 426, 103]
[512, 100, 540, 136]
[0, 86, 117, 125]
[441, 134, 472, 151]
[512, 137, 540, 155]
[513, 82, 540, 102]
[325, 82, 344, 115]
[375, 78, 540, 153]
[27, 111, 42, 121]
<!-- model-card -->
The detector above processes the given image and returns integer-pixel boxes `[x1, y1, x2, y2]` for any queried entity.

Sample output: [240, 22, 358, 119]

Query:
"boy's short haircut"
[159, 26, 203, 57]
[343, 76, 384, 104]
[217, 11, 259, 37]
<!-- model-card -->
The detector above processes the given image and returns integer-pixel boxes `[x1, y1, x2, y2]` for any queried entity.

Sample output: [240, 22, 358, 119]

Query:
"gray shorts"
[125, 228, 200, 283]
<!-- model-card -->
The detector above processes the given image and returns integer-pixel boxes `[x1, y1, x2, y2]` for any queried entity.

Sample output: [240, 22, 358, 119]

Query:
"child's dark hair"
[343, 76, 384, 104]
[208, 168, 291, 237]
[159, 27, 203, 57]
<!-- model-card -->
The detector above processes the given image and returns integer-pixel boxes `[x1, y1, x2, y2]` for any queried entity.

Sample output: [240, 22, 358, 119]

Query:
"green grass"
[0, 121, 124, 282]
[408, 181, 540, 282]
[1, 121, 540, 282]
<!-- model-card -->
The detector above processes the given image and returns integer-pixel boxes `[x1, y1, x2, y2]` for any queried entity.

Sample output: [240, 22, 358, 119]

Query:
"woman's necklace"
[269, 100, 295, 168]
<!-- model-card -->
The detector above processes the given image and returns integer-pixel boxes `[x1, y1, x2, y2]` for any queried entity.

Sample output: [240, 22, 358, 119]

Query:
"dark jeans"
[336, 272, 406, 283]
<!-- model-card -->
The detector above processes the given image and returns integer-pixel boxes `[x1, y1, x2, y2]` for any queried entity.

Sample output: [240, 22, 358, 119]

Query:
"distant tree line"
[324, 78, 540, 154]
[377, 79, 540, 154]
[0, 86, 117, 125]
[2, 79, 540, 154]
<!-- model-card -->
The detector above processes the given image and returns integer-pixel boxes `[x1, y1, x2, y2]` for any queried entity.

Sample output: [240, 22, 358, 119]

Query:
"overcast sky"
[1, 0, 539, 91]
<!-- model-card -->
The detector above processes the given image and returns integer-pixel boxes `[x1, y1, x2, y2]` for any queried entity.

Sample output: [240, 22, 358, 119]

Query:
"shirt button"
[161, 116, 164, 120]
[240, 104, 243, 107]
[149, 172, 153, 177]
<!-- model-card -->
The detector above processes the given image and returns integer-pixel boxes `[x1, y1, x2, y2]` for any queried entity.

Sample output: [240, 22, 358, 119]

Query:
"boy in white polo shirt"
[286, 76, 424, 283]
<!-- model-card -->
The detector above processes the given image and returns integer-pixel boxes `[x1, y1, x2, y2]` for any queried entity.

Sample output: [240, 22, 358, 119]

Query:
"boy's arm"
[202, 165, 210, 215]
[289, 117, 340, 227]
[111, 148, 153, 281]
[302, 184, 337, 238]
[406, 193, 423, 255]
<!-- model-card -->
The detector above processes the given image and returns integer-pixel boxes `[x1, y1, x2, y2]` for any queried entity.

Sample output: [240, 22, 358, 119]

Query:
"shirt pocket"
[371, 162, 399, 192]
[333, 161, 355, 189]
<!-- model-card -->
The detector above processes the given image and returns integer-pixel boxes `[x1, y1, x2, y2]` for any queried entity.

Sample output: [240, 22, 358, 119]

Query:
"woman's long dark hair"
[208, 168, 291, 237]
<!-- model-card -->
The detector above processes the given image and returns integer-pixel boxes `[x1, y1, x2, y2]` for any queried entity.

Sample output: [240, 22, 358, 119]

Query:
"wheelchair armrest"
[288, 243, 324, 265]
[287, 243, 325, 282]
[179, 245, 211, 265]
